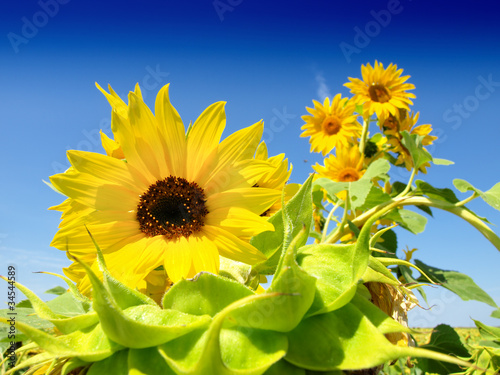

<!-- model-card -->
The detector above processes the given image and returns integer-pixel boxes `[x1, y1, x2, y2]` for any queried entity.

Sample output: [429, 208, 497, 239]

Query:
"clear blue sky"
[1, 0, 499, 327]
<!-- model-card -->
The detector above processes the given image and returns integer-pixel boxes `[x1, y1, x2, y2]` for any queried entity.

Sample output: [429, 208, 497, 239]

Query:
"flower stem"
[455, 192, 479, 207]
[358, 116, 370, 156]
[326, 196, 500, 252]
[396, 167, 417, 198]
[321, 200, 341, 243]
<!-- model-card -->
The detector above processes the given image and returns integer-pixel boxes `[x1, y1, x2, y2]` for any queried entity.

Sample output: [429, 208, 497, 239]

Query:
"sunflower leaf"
[416, 324, 470, 375]
[415, 259, 498, 308]
[400, 131, 433, 170]
[454, 179, 500, 211]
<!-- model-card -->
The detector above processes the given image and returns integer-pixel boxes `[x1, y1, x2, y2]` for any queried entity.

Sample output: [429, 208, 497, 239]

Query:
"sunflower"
[300, 94, 361, 156]
[253, 141, 299, 217]
[383, 111, 437, 172]
[344, 61, 415, 119]
[312, 144, 365, 183]
[49, 83, 281, 295]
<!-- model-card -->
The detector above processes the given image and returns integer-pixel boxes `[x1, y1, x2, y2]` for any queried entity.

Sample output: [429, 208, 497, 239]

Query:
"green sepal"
[0, 317, 123, 362]
[251, 174, 314, 275]
[159, 293, 288, 375]
[61, 357, 90, 375]
[285, 302, 406, 371]
[128, 347, 176, 374]
[86, 228, 158, 309]
[263, 359, 306, 374]
[162, 272, 254, 317]
[73, 254, 212, 348]
[350, 290, 412, 336]
[362, 256, 400, 285]
[87, 349, 129, 375]
[1, 276, 98, 334]
[229, 227, 317, 332]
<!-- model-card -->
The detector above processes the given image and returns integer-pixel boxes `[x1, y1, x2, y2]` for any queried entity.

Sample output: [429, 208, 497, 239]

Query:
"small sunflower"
[253, 141, 299, 217]
[300, 94, 361, 156]
[49, 83, 281, 294]
[384, 111, 437, 172]
[312, 144, 365, 183]
[344, 61, 415, 119]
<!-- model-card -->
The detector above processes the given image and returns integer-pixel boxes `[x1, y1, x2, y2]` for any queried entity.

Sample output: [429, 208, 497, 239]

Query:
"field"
[412, 327, 482, 347]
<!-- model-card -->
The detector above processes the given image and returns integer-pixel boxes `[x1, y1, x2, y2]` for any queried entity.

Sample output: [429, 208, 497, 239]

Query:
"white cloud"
[315, 71, 331, 101]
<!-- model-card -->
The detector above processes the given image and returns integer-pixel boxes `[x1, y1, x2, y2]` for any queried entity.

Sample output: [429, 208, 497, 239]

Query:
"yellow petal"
[155, 84, 187, 178]
[67, 150, 149, 194]
[203, 225, 266, 264]
[205, 206, 274, 238]
[50, 172, 139, 211]
[186, 102, 226, 181]
[207, 188, 280, 215]
[162, 236, 194, 283]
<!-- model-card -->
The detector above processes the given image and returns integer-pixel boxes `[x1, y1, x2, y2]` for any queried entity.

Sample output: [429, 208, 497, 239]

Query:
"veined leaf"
[415, 260, 498, 308]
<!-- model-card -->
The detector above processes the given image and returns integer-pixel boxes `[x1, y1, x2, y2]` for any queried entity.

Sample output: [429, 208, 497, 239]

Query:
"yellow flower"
[253, 141, 299, 217]
[344, 61, 415, 118]
[300, 94, 361, 156]
[312, 144, 365, 182]
[49, 83, 280, 294]
[384, 111, 437, 172]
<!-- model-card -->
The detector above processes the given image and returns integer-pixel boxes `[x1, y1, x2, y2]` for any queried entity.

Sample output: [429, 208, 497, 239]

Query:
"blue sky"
[1, 0, 499, 327]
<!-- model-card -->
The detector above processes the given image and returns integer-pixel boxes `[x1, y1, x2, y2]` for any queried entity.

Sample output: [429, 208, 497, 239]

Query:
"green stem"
[455, 191, 479, 206]
[326, 196, 500, 252]
[358, 116, 370, 156]
[396, 167, 417, 198]
[321, 201, 341, 242]
[326, 192, 350, 244]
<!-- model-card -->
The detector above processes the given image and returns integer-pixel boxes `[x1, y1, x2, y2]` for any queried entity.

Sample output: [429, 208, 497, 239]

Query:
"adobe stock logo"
[7, 0, 71, 53]
[339, 0, 407, 63]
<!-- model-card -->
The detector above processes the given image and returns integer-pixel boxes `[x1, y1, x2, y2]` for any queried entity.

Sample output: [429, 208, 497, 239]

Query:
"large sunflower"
[344, 61, 415, 119]
[49, 83, 281, 295]
[300, 94, 361, 156]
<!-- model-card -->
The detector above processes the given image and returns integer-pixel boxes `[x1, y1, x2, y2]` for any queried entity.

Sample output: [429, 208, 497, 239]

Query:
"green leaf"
[433, 158, 454, 166]
[44, 286, 68, 295]
[400, 130, 433, 169]
[491, 308, 500, 319]
[415, 260, 498, 308]
[474, 319, 500, 341]
[360, 158, 391, 181]
[252, 175, 313, 274]
[454, 179, 500, 211]
[387, 208, 427, 234]
[417, 324, 470, 374]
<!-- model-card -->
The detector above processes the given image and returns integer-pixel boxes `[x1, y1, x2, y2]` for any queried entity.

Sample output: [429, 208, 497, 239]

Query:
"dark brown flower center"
[338, 168, 360, 182]
[137, 176, 208, 239]
[368, 84, 391, 103]
[322, 116, 341, 135]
